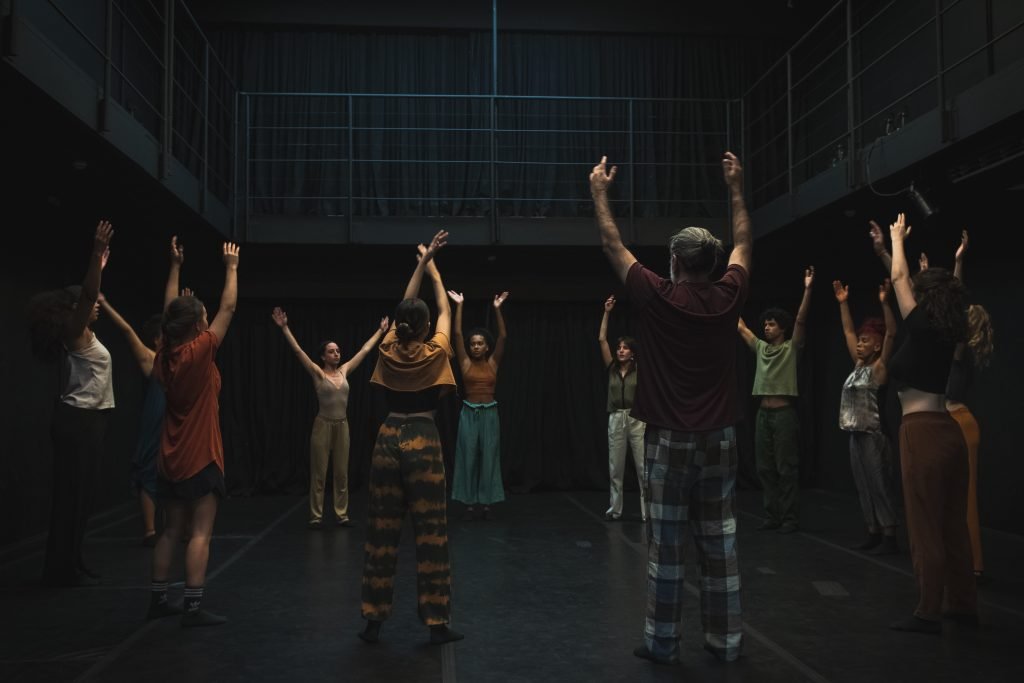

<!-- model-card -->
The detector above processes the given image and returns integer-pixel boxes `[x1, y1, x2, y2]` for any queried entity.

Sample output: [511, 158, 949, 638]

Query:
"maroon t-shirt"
[624, 261, 749, 431]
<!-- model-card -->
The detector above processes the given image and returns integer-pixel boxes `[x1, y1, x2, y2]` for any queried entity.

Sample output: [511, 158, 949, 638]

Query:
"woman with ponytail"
[359, 230, 464, 646]
[147, 240, 239, 627]
[28, 220, 114, 587]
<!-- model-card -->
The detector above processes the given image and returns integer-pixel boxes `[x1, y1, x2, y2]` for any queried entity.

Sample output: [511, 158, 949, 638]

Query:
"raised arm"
[164, 236, 184, 310]
[99, 293, 156, 376]
[66, 221, 113, 349]
[590, 156, 637, 283]
[888, 213, 917, 318]
[490, 291, 509, 369]
[207, 242, 239, 341]
[404, 229, 448, 301]
[869, 220, 893, 273]
[953, 229, 968, 283]
[737, 317, 758, 350]
[723, 152, 752, 273]
[446, 290, 470, 371]
[341, 317, 389, 375]
[414, 232, 450, 339]
[833, 280, 858, 363]
[877, 278, 898, 381]
[792, 266, 814, 350]
[270, 307, 322, 380]
[598, 295, 615, 367]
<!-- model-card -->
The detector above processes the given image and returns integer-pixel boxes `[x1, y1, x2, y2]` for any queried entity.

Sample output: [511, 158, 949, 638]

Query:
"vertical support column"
[628, 99, 635, 244]
[490, 0, 499, 243]
[100, 0, 112, 132]
[1, 0, 18, 57]
[935, 0, 947, 142]
[347, 94, 354, 243]
[160, 0, 174, 181]
[726, 99, 733, 233]
[845, 0, 856, 187]
[244, 94, 251, 241]
[201, 42, 209, 214]
[231, 90, 238, 239]
[786, 53, 793, 195]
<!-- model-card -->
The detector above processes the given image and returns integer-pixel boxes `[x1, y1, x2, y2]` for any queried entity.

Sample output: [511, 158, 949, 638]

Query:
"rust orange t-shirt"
[153, 330, 224, 481]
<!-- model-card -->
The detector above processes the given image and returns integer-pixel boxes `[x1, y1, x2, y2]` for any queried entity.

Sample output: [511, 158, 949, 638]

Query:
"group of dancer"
[28, 149, 992, 656]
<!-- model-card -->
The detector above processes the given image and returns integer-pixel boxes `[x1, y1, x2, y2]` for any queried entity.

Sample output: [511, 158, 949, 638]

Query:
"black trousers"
[44, 402, 111, 583]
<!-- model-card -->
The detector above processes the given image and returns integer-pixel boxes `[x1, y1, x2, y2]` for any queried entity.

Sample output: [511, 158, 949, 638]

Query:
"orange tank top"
[462, 360, 497, 398]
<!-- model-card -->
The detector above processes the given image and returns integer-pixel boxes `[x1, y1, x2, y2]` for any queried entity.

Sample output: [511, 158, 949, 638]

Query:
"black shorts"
[158, 462, 226, 501]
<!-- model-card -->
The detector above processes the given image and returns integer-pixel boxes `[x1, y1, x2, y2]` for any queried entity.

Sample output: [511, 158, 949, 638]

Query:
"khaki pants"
[309, 415, 350, 523]
[607, 409, 647, 520]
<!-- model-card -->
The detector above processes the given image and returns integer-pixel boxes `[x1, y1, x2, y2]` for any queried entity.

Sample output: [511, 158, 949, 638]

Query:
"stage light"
[907, 182, 937, 218]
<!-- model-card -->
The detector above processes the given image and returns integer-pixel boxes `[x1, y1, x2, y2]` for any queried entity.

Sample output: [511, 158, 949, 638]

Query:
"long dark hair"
[27, 286, 80, 360]
[159, 295, 205, 375]
[394, 298, 429, 342]
[911, 267, 967, 343]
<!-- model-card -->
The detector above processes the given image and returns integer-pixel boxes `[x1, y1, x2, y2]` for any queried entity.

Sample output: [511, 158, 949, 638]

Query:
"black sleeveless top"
[887, 307, 955, 394]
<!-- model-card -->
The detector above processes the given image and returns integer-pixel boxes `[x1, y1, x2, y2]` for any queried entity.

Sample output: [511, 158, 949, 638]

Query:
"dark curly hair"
[911, 267, 967, 343]
[394, 298, 430, 342]
[759, 307, 794, 338]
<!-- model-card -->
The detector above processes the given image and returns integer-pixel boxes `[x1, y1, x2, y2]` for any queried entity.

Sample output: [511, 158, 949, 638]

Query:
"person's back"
[589, 152, 751, 666]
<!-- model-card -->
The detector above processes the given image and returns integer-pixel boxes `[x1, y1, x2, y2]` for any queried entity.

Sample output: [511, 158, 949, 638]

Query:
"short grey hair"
[669, 226, 724, 276]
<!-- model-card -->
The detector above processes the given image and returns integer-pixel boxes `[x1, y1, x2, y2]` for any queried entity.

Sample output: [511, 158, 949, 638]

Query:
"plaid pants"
[644, 425, 743, 662]
[361, 416, 452, 626]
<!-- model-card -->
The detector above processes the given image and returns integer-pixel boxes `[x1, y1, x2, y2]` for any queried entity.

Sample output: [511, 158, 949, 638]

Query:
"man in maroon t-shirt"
[589, 152, 751, 665]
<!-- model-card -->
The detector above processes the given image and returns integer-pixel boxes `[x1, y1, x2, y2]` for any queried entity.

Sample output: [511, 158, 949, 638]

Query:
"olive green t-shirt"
[751, 338, 799, 397]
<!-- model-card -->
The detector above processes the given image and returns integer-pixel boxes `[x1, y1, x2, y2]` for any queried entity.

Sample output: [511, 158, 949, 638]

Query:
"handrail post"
[201, 40, 209, 214]
[786, 53, 794, 194]
[628, 99, 635, 244]
[347, 94, 354, 243]
[160, 0, 173, 180]
[845, 0, 856, 187]
[100, 0, 112, 132]
[935, 0, 947, 142]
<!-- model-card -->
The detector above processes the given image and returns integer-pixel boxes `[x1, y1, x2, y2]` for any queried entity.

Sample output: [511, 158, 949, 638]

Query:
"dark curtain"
[214, 294, 652, 497]
[209, 27, 779, 219]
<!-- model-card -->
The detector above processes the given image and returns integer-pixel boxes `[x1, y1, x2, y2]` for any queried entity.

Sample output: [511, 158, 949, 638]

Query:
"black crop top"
[385, 387, 441, 413]
[887, 306, 956, 394]
[944, 349, 974, 403]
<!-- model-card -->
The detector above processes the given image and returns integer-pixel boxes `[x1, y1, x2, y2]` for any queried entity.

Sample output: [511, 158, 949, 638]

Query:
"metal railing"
[16, 0, 238, 209]
[741, 0, 1024, 209]
[238, 92, 738, 240]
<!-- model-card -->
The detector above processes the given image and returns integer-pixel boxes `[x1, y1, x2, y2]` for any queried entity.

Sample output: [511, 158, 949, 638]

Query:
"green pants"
[755, 405, 800, 526]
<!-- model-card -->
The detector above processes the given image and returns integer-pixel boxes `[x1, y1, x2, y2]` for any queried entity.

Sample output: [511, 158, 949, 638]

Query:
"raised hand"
[100, 247, 111, 271]
[832, 280, 848, 303]
[94, 220, 114, 251]
[955, 229, 969, 261]
[722, 151, 743, 190]
[804, 265, 815, 289]
[170, 236, 184, 266]
[271, 306, 288, 328]
[879, 278, 892, 303]
[493, 291, 509, 309]
[446, 290, 464, 304]
[918, 252, 929, 271]
[603, 295, 616, 312]
[379, 316, 390, 332]
[589, 156, 617, 194]
[180, 287, 193, 297]
[868, 220, 886, 253]
[223, 242, 240, 267]
[421, 230, 448, 262]
[889, 212, 911, 242]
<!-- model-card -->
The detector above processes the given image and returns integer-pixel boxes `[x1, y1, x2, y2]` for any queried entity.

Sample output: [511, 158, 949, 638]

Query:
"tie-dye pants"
[361, 415, 452, 625]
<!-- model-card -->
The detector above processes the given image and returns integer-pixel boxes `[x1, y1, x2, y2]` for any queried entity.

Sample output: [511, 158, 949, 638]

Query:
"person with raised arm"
[97, 236, 186, 546]
[590, 152, 750, 665]
[147, 241, 240, 627]
[29, 220, 114, 587]
[943, 230, 993, 584]
[833, 276, 900, 554]
[271, 306, 388, 530]
[737, 267, 814, 534]
[447, 288, 509, 521]
[881, 213, 975, 634]
[359, 230, 464, 646]
[597, 295, 646, 522]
